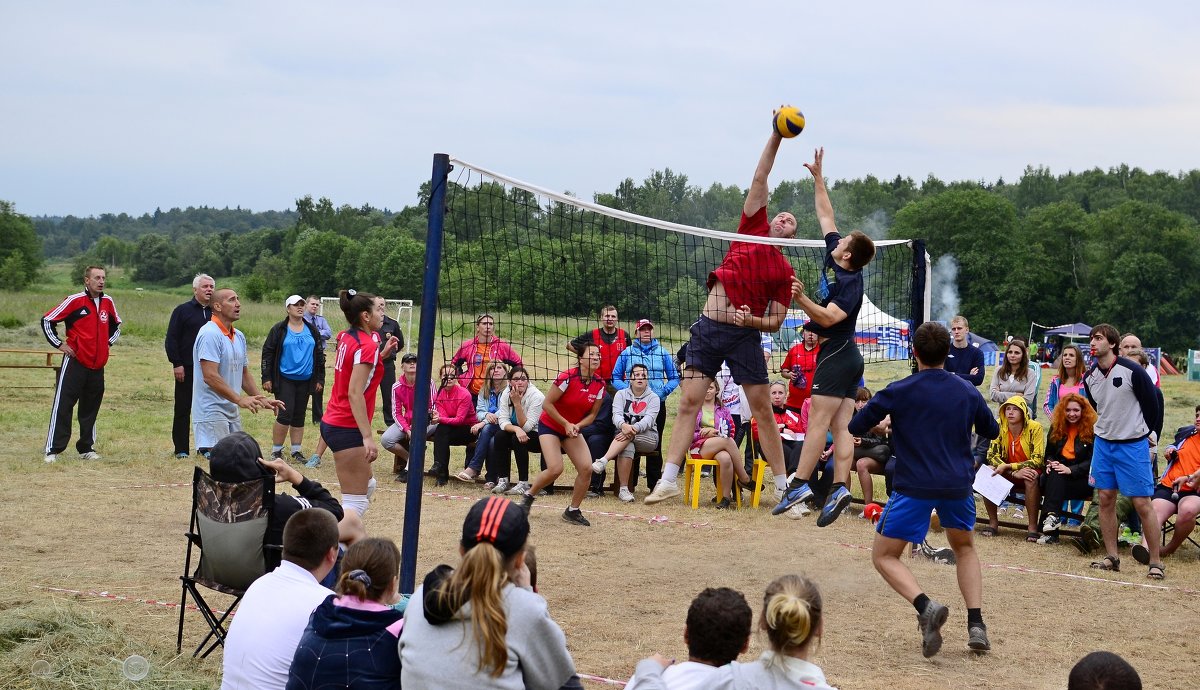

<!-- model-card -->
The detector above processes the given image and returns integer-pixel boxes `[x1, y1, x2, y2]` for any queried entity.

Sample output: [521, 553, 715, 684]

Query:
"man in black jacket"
[165, 274, 214, 458]
[376, 297, 405, 427]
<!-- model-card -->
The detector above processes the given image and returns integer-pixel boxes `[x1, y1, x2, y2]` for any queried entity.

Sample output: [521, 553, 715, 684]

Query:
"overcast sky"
[3, 1, 1198, 217]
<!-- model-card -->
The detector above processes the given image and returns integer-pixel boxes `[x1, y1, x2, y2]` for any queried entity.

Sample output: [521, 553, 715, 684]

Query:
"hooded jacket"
[611, 338, 680, 400]
[986, 396, 1046, 472]
[287, 594, 403, 690]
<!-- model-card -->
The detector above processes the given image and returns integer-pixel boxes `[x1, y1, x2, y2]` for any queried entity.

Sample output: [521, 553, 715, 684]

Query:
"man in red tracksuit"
[42, 265, 122, 462]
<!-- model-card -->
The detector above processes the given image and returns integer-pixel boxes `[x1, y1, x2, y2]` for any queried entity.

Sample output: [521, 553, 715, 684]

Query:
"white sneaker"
[44, 454, 57, 464]
[506, 481, 530, 496]
[1042, 514, 1061, 533]
[784, 503, 810, 520]
[367, 477, 377, 501]
[774, 486, 786, 504]
[644, 479, 680, 505]
[79, 451, 102, 461]
[591, 458, 608, 474]
[492, 479, 512, 494]
[618, 487, 635, 503]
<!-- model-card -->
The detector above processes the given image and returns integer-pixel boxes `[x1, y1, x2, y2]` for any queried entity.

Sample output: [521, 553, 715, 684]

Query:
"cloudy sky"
[3, 1, 1198, 217]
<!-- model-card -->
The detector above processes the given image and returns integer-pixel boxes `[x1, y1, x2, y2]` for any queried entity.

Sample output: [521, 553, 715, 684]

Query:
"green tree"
[290, 230, 357, 296]
[0, 201, 42, 289]
[132, 233, 181, 283]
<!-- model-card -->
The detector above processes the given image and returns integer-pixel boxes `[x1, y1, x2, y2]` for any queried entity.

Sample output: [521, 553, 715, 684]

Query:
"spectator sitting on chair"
[749, 381, 804, 475]
[381, 353, 432, 481]
[611, 319, 681, 492]
[287, 538, 404, 690]
[1043, 344, 1085, 418]
[852, 386, 892, 508]
[457, 361, 509, 485]
[208, 431, 364, 551]
[626, 587, 753, 690]
[429, 363, 476, 486]
[1131, 404, 1200, 563]
[1037, 394, 1096, 544]
[488, 366, 545, 497]
[221, 508, 340, 690]
[988, 338, 1037, 415]
[592, 363, 661, 503]
[981, 396, 1045, 540]
[690, 380, 753, 510]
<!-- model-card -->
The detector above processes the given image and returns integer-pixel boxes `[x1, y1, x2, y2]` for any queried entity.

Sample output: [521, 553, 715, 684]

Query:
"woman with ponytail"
[321, 289, 399, 520]
[399, 496, 583, 689]
[287, 538, 404, 689]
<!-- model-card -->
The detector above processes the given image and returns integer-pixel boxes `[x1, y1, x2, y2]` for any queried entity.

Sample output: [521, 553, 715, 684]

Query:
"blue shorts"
[876, 492, 977, 543]
[320, 421, 364, 453]
[1089, 437, 1154, 497]
[538, 420, 568, 441]
[686, 316, 768, 385]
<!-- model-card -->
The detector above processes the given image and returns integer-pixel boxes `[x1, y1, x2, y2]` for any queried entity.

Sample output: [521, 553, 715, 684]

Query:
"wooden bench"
[0, 348, 63, 388]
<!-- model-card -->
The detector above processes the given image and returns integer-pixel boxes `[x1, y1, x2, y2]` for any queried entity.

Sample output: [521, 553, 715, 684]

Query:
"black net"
[436, 158, 925, 386]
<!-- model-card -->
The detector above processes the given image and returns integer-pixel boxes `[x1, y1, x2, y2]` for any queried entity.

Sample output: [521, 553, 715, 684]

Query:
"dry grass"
[1, 284, 1197, 688]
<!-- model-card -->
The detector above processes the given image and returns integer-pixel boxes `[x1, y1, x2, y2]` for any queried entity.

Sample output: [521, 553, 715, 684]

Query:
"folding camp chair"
[176, 466, 279, 657]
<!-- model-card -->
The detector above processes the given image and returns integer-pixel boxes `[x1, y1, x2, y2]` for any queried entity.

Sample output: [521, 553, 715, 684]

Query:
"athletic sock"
[272, 444, 284, 453]
[342, 493, 369, 518]
[967, 608, 984, 627]
[912, 593, 930, 615]
[291, 444, 302, 454]
[831, 481, 847, 492]
[661, 463, 680, 484]
[787, 475, 805, 490]
[774, 475, 787, 491]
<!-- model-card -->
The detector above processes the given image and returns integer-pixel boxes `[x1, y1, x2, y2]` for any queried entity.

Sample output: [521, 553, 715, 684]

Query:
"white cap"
[285, 294, 305, 307]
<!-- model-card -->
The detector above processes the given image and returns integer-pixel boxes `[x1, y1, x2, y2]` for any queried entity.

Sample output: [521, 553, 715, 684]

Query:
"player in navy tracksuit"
[42, 266, 122, 461]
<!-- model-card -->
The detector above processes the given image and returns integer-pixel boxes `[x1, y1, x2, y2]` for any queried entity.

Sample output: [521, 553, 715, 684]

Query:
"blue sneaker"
[305, 454, 321, 468]
[771, 483, 813, 516]
[816, 485, 852, 527]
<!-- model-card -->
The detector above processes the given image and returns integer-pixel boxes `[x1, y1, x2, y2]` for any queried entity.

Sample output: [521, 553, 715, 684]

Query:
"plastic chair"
[683, 455, 740, 509]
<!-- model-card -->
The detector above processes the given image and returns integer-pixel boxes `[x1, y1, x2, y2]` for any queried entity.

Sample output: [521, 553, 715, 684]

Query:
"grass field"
[1, 274, 1197, 688]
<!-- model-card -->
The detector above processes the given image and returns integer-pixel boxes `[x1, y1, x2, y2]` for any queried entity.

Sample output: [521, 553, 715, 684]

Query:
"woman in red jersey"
[519, 343, 605, 526]
[321, 289, 399, 519]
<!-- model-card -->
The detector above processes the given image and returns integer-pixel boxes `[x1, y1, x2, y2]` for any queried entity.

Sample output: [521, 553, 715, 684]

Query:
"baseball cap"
[401, 352, 418, 363]
[285, 294, 305, 307]
[635, 319, 654, 330]
[461, 496, 529, 558]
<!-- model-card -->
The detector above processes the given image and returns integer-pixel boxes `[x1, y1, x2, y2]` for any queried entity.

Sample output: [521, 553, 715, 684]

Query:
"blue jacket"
[287, 595, 403, 690]
[612, 339, 680, 400]
[849, 368, 999, 499]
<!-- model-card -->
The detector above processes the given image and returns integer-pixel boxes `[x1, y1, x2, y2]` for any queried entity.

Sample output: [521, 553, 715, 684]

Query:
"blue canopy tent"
[1043, 322, 1092, 340]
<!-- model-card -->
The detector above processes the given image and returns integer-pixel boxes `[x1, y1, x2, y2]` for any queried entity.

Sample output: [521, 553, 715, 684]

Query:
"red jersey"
[540, 367, 605, 434]
[781, 342, 821, 410]
[593, 328, 628, 383]
[323, 328, 382, 429]
[708, 207, 795, 317]
[42, 291, 122, 369]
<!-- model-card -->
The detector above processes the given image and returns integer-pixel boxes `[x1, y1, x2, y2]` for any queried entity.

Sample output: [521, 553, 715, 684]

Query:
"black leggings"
[274, 376, 312, 427]
[433, 424, 474, 480]
[489, 429, 542, 482]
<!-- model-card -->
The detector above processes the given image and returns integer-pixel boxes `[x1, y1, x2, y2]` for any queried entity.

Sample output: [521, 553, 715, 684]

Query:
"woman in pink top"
[1044, 344, 1085, 417]
[429, 362, 476, 486]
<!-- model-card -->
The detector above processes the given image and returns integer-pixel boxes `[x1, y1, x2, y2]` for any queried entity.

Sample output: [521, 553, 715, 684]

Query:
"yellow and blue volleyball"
[773, 106, 805, 138]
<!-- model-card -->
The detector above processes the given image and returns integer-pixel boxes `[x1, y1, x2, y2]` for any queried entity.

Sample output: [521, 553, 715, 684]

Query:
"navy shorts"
[810, 338, 863, 399]
[320, 421, 364, 453]
[686, 316, 768, 385]
[538, 420, 569, 441]
[876, 492, 977, 543]
[1153, 485, 1200, 503]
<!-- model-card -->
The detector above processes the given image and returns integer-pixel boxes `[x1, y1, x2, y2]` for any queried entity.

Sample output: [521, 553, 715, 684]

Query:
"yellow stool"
[746, 458, 769, 508]
[683, 456, 741, 509]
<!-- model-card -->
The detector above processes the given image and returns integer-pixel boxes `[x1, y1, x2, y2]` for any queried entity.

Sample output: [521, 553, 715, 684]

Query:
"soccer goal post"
[397, 152, 930, 591]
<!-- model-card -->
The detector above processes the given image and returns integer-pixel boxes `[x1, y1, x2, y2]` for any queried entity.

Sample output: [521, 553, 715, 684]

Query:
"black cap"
[401, 353, 418, 363]
[461, 496, 529, 558]
[208, 431, 270, 482]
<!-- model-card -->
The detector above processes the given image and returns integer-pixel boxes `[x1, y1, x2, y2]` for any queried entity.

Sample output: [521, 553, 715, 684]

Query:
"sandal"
[1131, 543, 1150, 565]
[978, 526, 998, 537]
[1089, 555, 1120, 572]
[1026, 532, 1040, 543]
[1147, 563, 1165, 580]
[454, 469, 477, 482]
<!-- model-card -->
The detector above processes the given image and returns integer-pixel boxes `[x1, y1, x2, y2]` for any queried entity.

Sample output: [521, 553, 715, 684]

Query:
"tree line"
[3, 162, 1199, 351]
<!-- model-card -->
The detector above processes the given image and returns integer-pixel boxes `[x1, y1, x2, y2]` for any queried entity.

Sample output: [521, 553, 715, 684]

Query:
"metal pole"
[399, 153, 450, 593]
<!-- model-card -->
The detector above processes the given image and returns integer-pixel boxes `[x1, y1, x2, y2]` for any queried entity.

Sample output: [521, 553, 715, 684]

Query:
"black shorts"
[320, 421, 364, 453]
[538, 420, 568, 441]
[810, 338, 863, 399]
[274, 376, 312, 427]
[1153, 485, 1200, 503]
[686, 316, 768, 385]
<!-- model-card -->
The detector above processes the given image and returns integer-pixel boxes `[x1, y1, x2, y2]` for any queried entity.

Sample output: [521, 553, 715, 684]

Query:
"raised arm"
[803, 147, 839, 237]
[744, 129, 784, 217]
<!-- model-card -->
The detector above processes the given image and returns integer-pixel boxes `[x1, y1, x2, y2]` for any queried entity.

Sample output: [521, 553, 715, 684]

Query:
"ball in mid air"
[773, 106, 805, 138]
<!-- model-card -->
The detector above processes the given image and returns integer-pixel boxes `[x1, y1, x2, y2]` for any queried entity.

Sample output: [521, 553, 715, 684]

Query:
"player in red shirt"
[645, 117, 802, 505]
[780, 325, 821, 412]
[321, 289, 399, 520]
[520, 343, 605, 525]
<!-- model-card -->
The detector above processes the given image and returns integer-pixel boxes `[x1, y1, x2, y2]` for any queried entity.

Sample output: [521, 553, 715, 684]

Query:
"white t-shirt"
[627, 661, 723, 690]
[221, 560, 333, 690]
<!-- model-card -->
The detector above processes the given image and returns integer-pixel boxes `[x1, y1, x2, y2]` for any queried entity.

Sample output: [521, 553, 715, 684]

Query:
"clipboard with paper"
[973, 465, 1014, 505]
